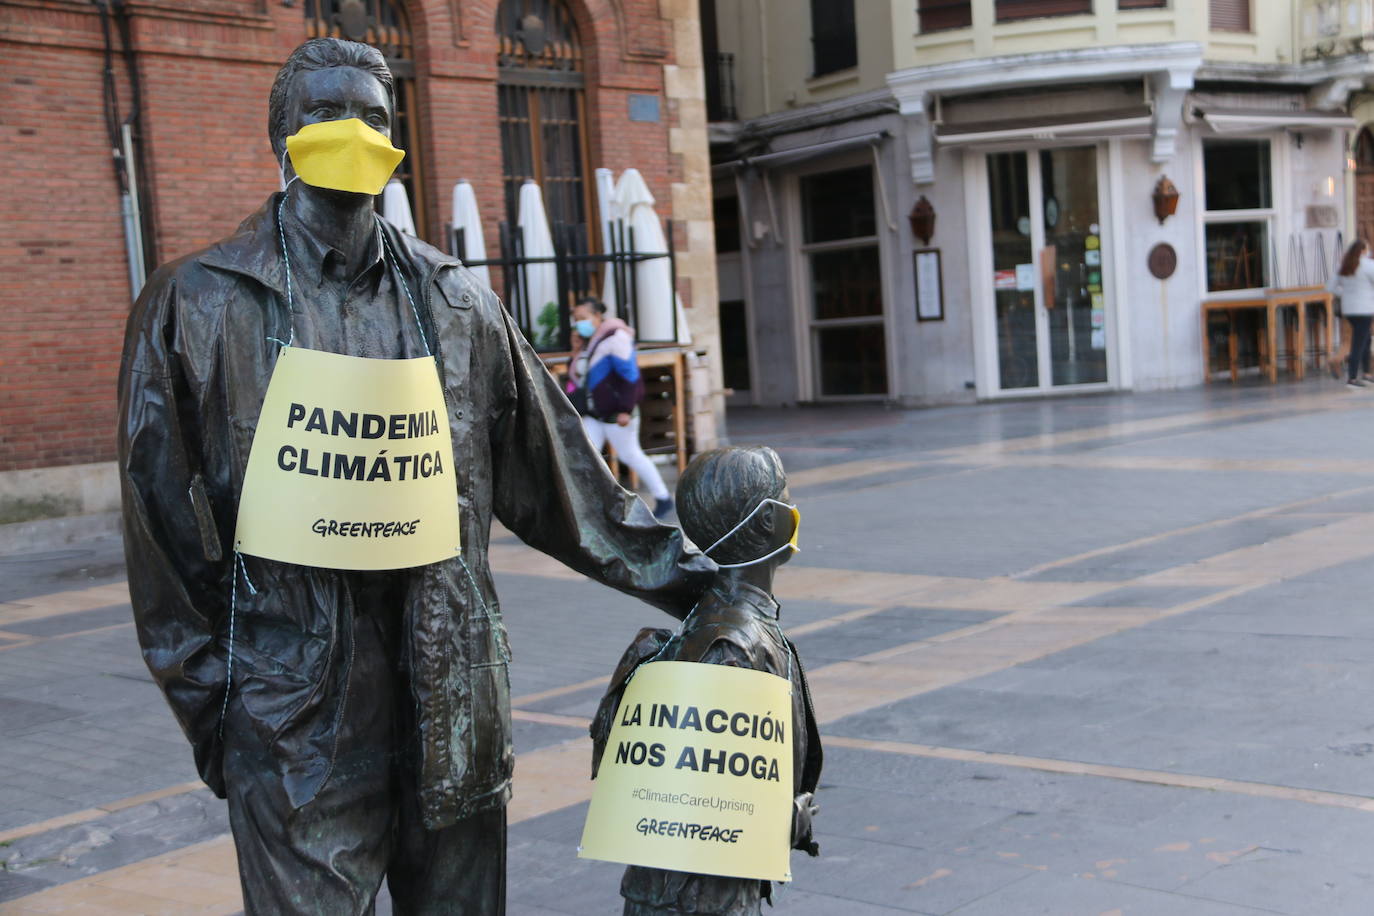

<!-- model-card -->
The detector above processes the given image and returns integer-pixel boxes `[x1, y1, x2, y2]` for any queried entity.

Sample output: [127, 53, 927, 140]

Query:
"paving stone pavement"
[6, 379, 1374, 913]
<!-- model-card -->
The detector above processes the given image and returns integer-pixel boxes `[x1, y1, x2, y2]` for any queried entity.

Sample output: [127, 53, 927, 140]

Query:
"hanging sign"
[579, 662, 794, 882]
[234, 347, 461, 570]
[915, 249, 944, 321]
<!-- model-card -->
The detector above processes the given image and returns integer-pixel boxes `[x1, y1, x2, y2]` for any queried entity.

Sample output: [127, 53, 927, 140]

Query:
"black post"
[514, 227, 529, 334]
[628, 224, 640, 335]
[666, 217, 677, 342]
[614, 218, 629, 327]
[551, 222, 568, 351]
[559, 223, 573, 351]
[497, 222, 514, 314]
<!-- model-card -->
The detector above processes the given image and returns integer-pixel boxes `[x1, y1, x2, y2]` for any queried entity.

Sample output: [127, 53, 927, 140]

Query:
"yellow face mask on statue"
[285, 118, 405, 196]
[703, 498, 800, 569]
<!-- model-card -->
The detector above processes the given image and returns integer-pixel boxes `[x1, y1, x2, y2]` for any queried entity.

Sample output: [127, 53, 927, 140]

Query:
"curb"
[0, 512, 122, 556]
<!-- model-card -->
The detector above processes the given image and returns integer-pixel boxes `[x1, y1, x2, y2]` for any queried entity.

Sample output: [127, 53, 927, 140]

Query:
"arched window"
[497, 0, 593, 233]
[1356, 128, 1374, 247]
[1356, 127, 1374, 168]
[305, 0, 427, 238]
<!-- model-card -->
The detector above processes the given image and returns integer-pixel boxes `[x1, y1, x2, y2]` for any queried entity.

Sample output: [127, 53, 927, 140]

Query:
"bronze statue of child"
[590, 446, 822, 914]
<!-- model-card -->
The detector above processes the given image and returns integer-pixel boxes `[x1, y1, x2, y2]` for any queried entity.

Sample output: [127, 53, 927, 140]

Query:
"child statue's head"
[676, 446, 798, 570]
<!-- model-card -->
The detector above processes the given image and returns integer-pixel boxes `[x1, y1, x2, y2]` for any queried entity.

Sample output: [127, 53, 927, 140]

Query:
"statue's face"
[284, 65, 392, 149]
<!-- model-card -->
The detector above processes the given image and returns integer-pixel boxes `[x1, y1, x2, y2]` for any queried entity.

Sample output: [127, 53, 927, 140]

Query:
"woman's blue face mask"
[575, 319, 596, 339]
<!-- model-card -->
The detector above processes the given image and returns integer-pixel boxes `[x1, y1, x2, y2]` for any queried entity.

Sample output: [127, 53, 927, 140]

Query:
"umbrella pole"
[616, 220, 628, 326]
[629, 224, 640, 334]
[666, 217, 677, 343]
[516, 228, 529, 331]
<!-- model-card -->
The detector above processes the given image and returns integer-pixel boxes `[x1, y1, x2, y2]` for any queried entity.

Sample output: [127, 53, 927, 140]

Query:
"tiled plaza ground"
[5, 378, 1374, 913]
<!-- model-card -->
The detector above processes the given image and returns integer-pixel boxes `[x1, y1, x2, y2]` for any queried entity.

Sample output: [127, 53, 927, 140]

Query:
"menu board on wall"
[914, 248, 943, 322]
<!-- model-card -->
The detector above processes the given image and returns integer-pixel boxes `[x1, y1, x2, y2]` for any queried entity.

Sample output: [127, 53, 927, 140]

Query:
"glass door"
[986, 146, 1110, 392]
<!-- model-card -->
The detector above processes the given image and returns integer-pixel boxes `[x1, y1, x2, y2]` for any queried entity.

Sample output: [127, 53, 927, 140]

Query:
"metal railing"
[451, 219, 678, 352]
[707, 51, 737, 122]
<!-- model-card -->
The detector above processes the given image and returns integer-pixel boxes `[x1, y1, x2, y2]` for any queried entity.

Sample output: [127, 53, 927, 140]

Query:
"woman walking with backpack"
[567, 297, 675, 518]
[1334, 240, 1374, 389]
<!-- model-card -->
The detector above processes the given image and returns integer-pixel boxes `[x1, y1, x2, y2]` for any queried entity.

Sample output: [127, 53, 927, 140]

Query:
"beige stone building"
[703, 0, 1373, 404]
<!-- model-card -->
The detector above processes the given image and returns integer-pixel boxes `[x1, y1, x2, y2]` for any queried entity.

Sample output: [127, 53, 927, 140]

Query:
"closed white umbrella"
[595, 168, 619, 316]
[595, 167, 617, 257]
[516, 180, 560, 345]
[614, 168, 686, 343]
[450, 180, 490, 288]
[381, 179, 416, 236]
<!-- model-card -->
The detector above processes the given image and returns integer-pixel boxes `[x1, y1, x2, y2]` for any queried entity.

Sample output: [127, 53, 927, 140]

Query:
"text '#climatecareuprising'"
[630, 787, 755, 817]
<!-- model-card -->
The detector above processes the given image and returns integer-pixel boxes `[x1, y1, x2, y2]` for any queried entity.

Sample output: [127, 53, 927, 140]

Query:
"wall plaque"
[1148, 242, 1177, 280]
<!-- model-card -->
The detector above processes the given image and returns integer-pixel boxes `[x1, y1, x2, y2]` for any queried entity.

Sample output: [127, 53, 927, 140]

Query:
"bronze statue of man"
[117, 38, 713, 914]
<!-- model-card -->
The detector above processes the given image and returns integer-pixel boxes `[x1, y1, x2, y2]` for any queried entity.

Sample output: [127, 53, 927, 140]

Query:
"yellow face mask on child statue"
[285, 118, 405, 196]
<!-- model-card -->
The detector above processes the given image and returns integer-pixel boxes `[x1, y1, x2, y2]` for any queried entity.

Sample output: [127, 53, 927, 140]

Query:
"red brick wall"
[2, 8, 141, 471]
[0, 0, 684, 473]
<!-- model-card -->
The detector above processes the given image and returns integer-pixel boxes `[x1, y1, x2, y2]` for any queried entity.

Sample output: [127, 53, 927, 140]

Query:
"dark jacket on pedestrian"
[569, 317, 645, 421]
[118, 192, 714, 829]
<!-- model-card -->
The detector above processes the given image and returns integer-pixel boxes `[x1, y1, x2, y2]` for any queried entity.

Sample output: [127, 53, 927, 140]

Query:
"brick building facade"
[0, 0, 717, 519]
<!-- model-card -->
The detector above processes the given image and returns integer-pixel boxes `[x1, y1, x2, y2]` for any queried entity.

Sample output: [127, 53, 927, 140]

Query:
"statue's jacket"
[117, 193, 713, 829]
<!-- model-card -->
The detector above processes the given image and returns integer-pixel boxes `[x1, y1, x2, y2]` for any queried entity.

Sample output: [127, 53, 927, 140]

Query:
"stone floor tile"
[12, 384, 1374, 914]
[945, 869, 1284, 916]
[795, 834, 1032, 914]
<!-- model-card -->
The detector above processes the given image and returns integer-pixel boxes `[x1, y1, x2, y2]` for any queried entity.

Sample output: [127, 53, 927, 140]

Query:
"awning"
[714, 130, 898, 246]
[1195, 106, 1357, 134]
[935, 105, 1154, 145]
[713, 131, 889, 173]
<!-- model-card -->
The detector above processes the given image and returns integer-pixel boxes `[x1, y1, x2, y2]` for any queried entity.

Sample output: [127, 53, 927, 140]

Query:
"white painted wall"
[889, 136, 979, 405]
[1121, 122, 1348, 392]
[1118, 132, 1206, 391]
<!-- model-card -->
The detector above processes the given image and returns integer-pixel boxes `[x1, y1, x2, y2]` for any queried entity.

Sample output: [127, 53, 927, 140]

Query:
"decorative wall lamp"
[1152, 176, 1180, 225]
[910, 196, 936, 245]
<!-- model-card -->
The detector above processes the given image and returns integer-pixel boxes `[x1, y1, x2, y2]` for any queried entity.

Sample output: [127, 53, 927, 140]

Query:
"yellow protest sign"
[234, 347, 461, 570]
[579, 661, 793, 882]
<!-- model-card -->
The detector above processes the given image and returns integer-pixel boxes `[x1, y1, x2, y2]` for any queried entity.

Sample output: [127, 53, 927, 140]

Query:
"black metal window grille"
[707, 52, 738, 122]
[701, 0, 736, 121]
[810, 0, 857, 76]
[455, 220, 678, 352]
[306, 0, 413, 62]
[497, 0, 592, 232]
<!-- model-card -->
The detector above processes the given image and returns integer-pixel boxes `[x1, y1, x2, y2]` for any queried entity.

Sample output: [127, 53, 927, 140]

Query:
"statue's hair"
[268, 38, 394, 160]
[676, 447, 788, 565]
